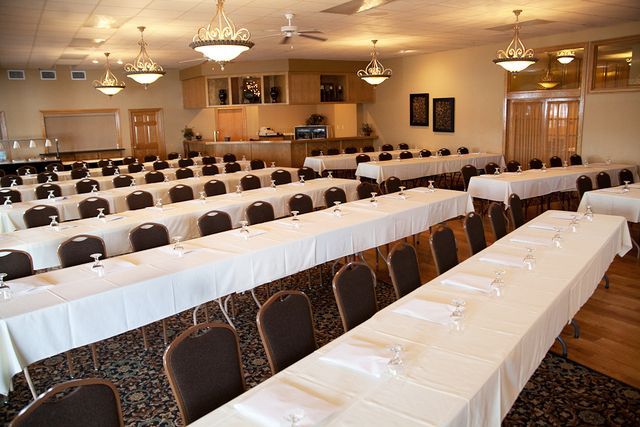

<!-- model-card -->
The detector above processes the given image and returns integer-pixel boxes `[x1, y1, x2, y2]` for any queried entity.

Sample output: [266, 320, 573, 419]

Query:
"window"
[508, 47, 584, 93]
[591, 35, 640, 91]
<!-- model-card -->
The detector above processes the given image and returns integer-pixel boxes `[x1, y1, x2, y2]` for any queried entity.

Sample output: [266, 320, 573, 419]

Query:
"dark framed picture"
[433, 97, 455, 132]
[409, 93, 429, 126]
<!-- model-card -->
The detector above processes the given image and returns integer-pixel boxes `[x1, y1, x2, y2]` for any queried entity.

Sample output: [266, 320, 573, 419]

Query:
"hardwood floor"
[363, 211, 640, 389]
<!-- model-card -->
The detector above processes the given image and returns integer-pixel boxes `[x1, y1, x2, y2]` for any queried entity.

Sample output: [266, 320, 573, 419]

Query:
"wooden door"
[129, 109, 164, 160]
[216, 107, 246, 141]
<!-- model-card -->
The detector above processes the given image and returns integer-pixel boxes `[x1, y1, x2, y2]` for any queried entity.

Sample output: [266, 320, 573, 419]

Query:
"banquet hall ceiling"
[1, 0, 639, 69]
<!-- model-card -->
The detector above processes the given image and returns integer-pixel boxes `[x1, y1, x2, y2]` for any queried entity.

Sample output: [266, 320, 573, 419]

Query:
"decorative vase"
[270, 86, 280, 103]
[218, 89, 227, 105]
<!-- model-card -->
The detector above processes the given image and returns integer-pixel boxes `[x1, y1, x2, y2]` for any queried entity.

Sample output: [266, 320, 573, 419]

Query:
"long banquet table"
[468, 163, 639, 205]
[0, 188, 474, 395]
[0, 174, 347, 270]
[192, 210, 631, 427]
[355, 153, 506, 183]
[303, 149, 421, 173]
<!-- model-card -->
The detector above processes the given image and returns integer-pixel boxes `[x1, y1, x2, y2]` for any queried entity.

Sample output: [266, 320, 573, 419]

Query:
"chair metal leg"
[251, 288, 262, 308]
[90, 344, 99, 371]
[217, 297, 236, 329]
[161, 319, 168, 346]
[570, 319, 580, 339]
[65, 351, 74, 378]
[23, 368, 37, 400]
[140, 327, 149, 351]
[556, 336, 568, 357]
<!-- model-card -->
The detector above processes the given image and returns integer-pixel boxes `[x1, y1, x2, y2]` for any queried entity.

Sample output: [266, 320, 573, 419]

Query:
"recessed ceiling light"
[84, 15, 119, 29]
[117, 59, 123, 65]
[92, 59, 99, 64]
[399, 49, 417, 54]
[94, 38, 106, 44]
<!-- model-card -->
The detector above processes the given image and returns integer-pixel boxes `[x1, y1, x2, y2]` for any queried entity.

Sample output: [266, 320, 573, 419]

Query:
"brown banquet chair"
[488, 202, 508, 241]
[198, 210, 233, 236]
[168, 184, 194, 203]
[463, 212, 487, 256]
[387, 242, 422, 299]
[58, 235, 107, 268]
[24, 205, 60, 228]
[129, 223, 170, 252]
[204, 179, 226, 196]
[126, 190, 154, 210]
[78, 197, 110, 218]
[288, 193, 314, 215]
[246, 201, 274, 225]
[332, 262, 378, 332]
[0, 249, 34, 281]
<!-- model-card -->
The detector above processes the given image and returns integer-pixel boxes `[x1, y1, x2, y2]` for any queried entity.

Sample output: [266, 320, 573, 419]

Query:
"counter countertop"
[185, 136, 375, 145]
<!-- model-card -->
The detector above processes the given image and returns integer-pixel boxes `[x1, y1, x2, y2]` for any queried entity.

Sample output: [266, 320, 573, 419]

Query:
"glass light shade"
[29, 140, 36, 148]
[44, 139, 52, 147]
[126, 72, 164, 85]
[94, 52, 125, 96]
[361, 75, 390, 85]
[494, 10, 538, 73]
[125, 26, 165, 87]
[12, 140, 20, 149]
[538, 81, 559, 89]
[494, 58, 537, 73]
[193, 43, 251, 62]
[357, 40, 392, 86]
[96, 86, 125, 96]
[557, 56, 575, 64]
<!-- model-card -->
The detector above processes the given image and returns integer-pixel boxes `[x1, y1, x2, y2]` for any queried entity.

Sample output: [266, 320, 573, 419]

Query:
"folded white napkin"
[7, 276, 54, 297]
[479, 252, 525, 268]
[157, 246, 205, 257]
[406, 187, 431, 193]
[440, 272, 493, 293]
[145, 206, 173, 212]
[382, 194, 410, 200]
[102, 258, 137, 273]
[234, 382, 338, 427]
[528, 222, 568, 232]
[392, 299, 454, 325]
[598, 188, 626, 194]
[509, 234, 553, 246]
[320, 209, 350, 217]
[232, 229, 267, 239]
[550, 212, 583, 220]
[274, 220, 302, 229]
[287, 182, 306, 186]
[319, 337, 390, 378]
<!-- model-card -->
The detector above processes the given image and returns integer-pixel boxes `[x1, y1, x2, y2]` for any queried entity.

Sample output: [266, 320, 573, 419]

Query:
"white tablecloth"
[578, 185, 640, 223]
[468, 163, 639, 205]
[0, 188, 474, 395]
[304, 150, 421, 173]
[192, 210, 631, 427]
[355, 153, 506, 183]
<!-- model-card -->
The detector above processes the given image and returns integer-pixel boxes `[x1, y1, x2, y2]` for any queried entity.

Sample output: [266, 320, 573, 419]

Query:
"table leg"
[23, 367, 37, 400]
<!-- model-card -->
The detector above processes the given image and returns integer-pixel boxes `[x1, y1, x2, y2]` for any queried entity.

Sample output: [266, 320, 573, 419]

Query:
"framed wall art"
[409, 93, 429, 126]
[433, 97, 455, 132]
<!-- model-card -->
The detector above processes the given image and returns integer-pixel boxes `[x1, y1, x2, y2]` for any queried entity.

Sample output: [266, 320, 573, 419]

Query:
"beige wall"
[363, 20, 640, 165]
[0, 69, 197, 155]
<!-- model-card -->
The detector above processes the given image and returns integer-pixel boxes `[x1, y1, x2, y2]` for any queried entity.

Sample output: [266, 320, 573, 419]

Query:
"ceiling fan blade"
[298, 33, 328, 42]
[297, 30, 324, 34]
[280, 36, 292, 45]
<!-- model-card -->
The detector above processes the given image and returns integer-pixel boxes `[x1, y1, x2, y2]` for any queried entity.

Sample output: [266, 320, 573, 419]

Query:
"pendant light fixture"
[125, 26, 166, 88]
[538, 54, 559, 89]
[556, 50, 576, 65]
[189, 0, 254, 70]
[94, 52, 125, 96]
[493, 10, 538, 73]
[357, 40, 392, 86]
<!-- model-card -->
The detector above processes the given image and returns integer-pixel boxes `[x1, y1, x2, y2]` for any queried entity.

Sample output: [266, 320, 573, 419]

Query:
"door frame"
[129, 108, 165, 159]
[0, 111, 7, 140]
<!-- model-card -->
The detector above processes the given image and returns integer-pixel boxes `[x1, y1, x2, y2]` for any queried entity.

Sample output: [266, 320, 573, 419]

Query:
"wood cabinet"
[346, 74, 375, 103]
[288, 73, 320, 104]
[182, 77, 208, 109]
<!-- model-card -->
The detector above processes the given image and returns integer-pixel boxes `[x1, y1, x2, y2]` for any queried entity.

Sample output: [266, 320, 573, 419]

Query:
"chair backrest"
[0, 249, 34, 281]
[419, 149, 432, 158]
[143, 154, 157, 162]
[58, 235, 107, 268]
[250, 159, 265, 170]
[113, 174, 134, 188]
[188, 151, 199, 158]
[202, 156, 216, 165]
[204, 180, 226, 196]
[549, 156, 562, 167]
[145, 171, 165, 184]
[326, 148, 340, 155]
[126, 190, 154, 210]
[381, 144, 393, 151]
[35, 183, 61, 200]
[198, 210, 233, 236]
[163, 323, 245, 425]
[387, 242, 421, 299]
[429, 225, 459, 275]
[225, 162, 241, 173]
[0, 188, 21, 203]
[1, 174, 23, 187]
[45, 163, 63, 172]
[202, 164, 219, 176]
[438, 148, 451, 156]
[297, 167, 316, 181]
[488, 202, 508, 241]
[576, 175, 593, 199]
[324, 186, 347, 207]
[37, 172, 58, 183]
[463, 212, 487, 256]
[153, 160, 169, 171]
[383, 176, 401, 194]
[78, 197, 110, 219]
[246, 201, 275, 225]
[457, 146, 469, 154]
[619, 168, 634, 184]
[240, 174, 261, 191]
[17, 165, 37, 176]
[175, 167, 194, 180]
[570, 153, 582, 165]
[127, 163, 144, 173]
[378, 152, 392, 161]
[71, 161, 86, 170]
[122, 156, 136, 165]
[288, 193, 314, 214]
[344, 146, 358, 154]
[101, 166, 118, 176]
[70, 168, 89, 180]
[332, 262, 377, 332]
[506, 160, 520, 172]
[310, 149, 321, 156]
[355, 154, 371, 164]
[24, 205, 60, 228]
[271, 169, 291, 185]
[508, 193, 525, 229]
[167, 152, 180, 160]
[399, 150, 413, 159]
[356, 181, 377, 200]
[529, 158, 543, 169]
[129, 222, 170, 252]
[485, 162, 500, 175]
[398, 143, 409, 150]
[257, 290, 317, 375]
[97, 159, 111, 168]
[178, 158, 194, 168]
[362, 145, 375, 152]
[461, 164, 478, 191]
[596, 171, 611, 189]
[75, 178, 99, 194]
[169, 184, 194, 203]
[223, 153, 237, 162]
[10, 378, 124, 427]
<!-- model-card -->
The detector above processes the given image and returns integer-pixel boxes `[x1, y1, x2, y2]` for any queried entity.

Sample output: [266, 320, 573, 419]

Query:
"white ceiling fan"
[273, 13, 328, 44]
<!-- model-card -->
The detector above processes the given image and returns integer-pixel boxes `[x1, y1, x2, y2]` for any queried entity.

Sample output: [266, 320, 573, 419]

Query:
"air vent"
[7, 70, 25, 80]
[71, 70, 87, 80]
[40, 70, 57, 80]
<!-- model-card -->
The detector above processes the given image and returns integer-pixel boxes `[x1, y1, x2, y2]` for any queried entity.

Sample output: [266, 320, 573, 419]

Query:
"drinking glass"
[114, 168, 120, 176]
[584, 160, 589, 167]
[155, 198, 163, 210]
[53, 166, 58, 172]
[299, 175, 305, 185]
[3, 196, 12, 207]
[239, 220, 250, 239]
[198, 152, 202, 157]
[319, 151, 324, 156]
[541, 163, 547, 171]
[242, 155, 247, 162]
[370, 192, 378, 206]
[129, 180, 136, 187]
[96, 208, 106, 222]
[163, 175, 170, 183]
[244, 164, 251, 172]
[0, 273, 12, 302]
[399, 186, 406, 198]
[569, 216, 579, 233]
[427, 180, 435, 192]
[199, 191, 207, 202]
[494, 168, 501, 176]
[172, 236, 184, 257]
[418, 151, 423, 158]
[327, 171, 333, 180]
[47, 190, 55, 200]
[49, 215, 59, 230]
[90, 253, 104, 276]
[91, 184, 98, 194]
[194, 170, 200, 178]
[46, 175, 53, 183]
[333, 200, 342, 217]
[193, 159, 199, 166]
[450, 299, 466, 333]
[108, 160, 113, 167]
[271, 179, 277, 189]
[491, 269, 506, 297]
[284, 408, 305, 427]
[516, 165, 523, 174]
[623, 181, 630, 192]
[563, 160, 569, 168]
[523, 247, 536, 270]
[235, 184, 242, 195]
[156, 156, 160, 161]
[10, 179, 17, 187]
[291, 210, 300, 228]
[606, 158, 612, 165]
[86, 170, 92, 177]
[584, 205, 594, 222]
[270, 161, 276, 168]
[387, 344, 404, 376]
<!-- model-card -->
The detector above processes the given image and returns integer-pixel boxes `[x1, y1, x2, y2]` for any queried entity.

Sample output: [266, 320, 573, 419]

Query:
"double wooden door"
[129, 109, 164, 160]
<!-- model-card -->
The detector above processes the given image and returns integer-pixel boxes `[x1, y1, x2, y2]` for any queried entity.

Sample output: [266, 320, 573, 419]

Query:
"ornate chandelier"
[94, 52, 125, 96]
[493, 10, 538, 73]
[189, 0, 254, 70]
[556, 50, 576, 64]
[538, 54, 559, 89]
[357, 40, 392, 86]
[125, 26, 165, 87]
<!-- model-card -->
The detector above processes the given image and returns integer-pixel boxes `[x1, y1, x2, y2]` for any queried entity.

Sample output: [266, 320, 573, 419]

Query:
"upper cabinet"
[288, 73, 320, 104]
[346, 74, 375, 103]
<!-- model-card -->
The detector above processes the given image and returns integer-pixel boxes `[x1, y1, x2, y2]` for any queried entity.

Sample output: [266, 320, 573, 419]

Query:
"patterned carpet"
[1, 267, 639, 426]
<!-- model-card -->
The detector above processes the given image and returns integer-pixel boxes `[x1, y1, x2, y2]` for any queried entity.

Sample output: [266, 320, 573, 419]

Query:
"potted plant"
[182, 126, 194, 141]
[361, 123, 373, 136]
